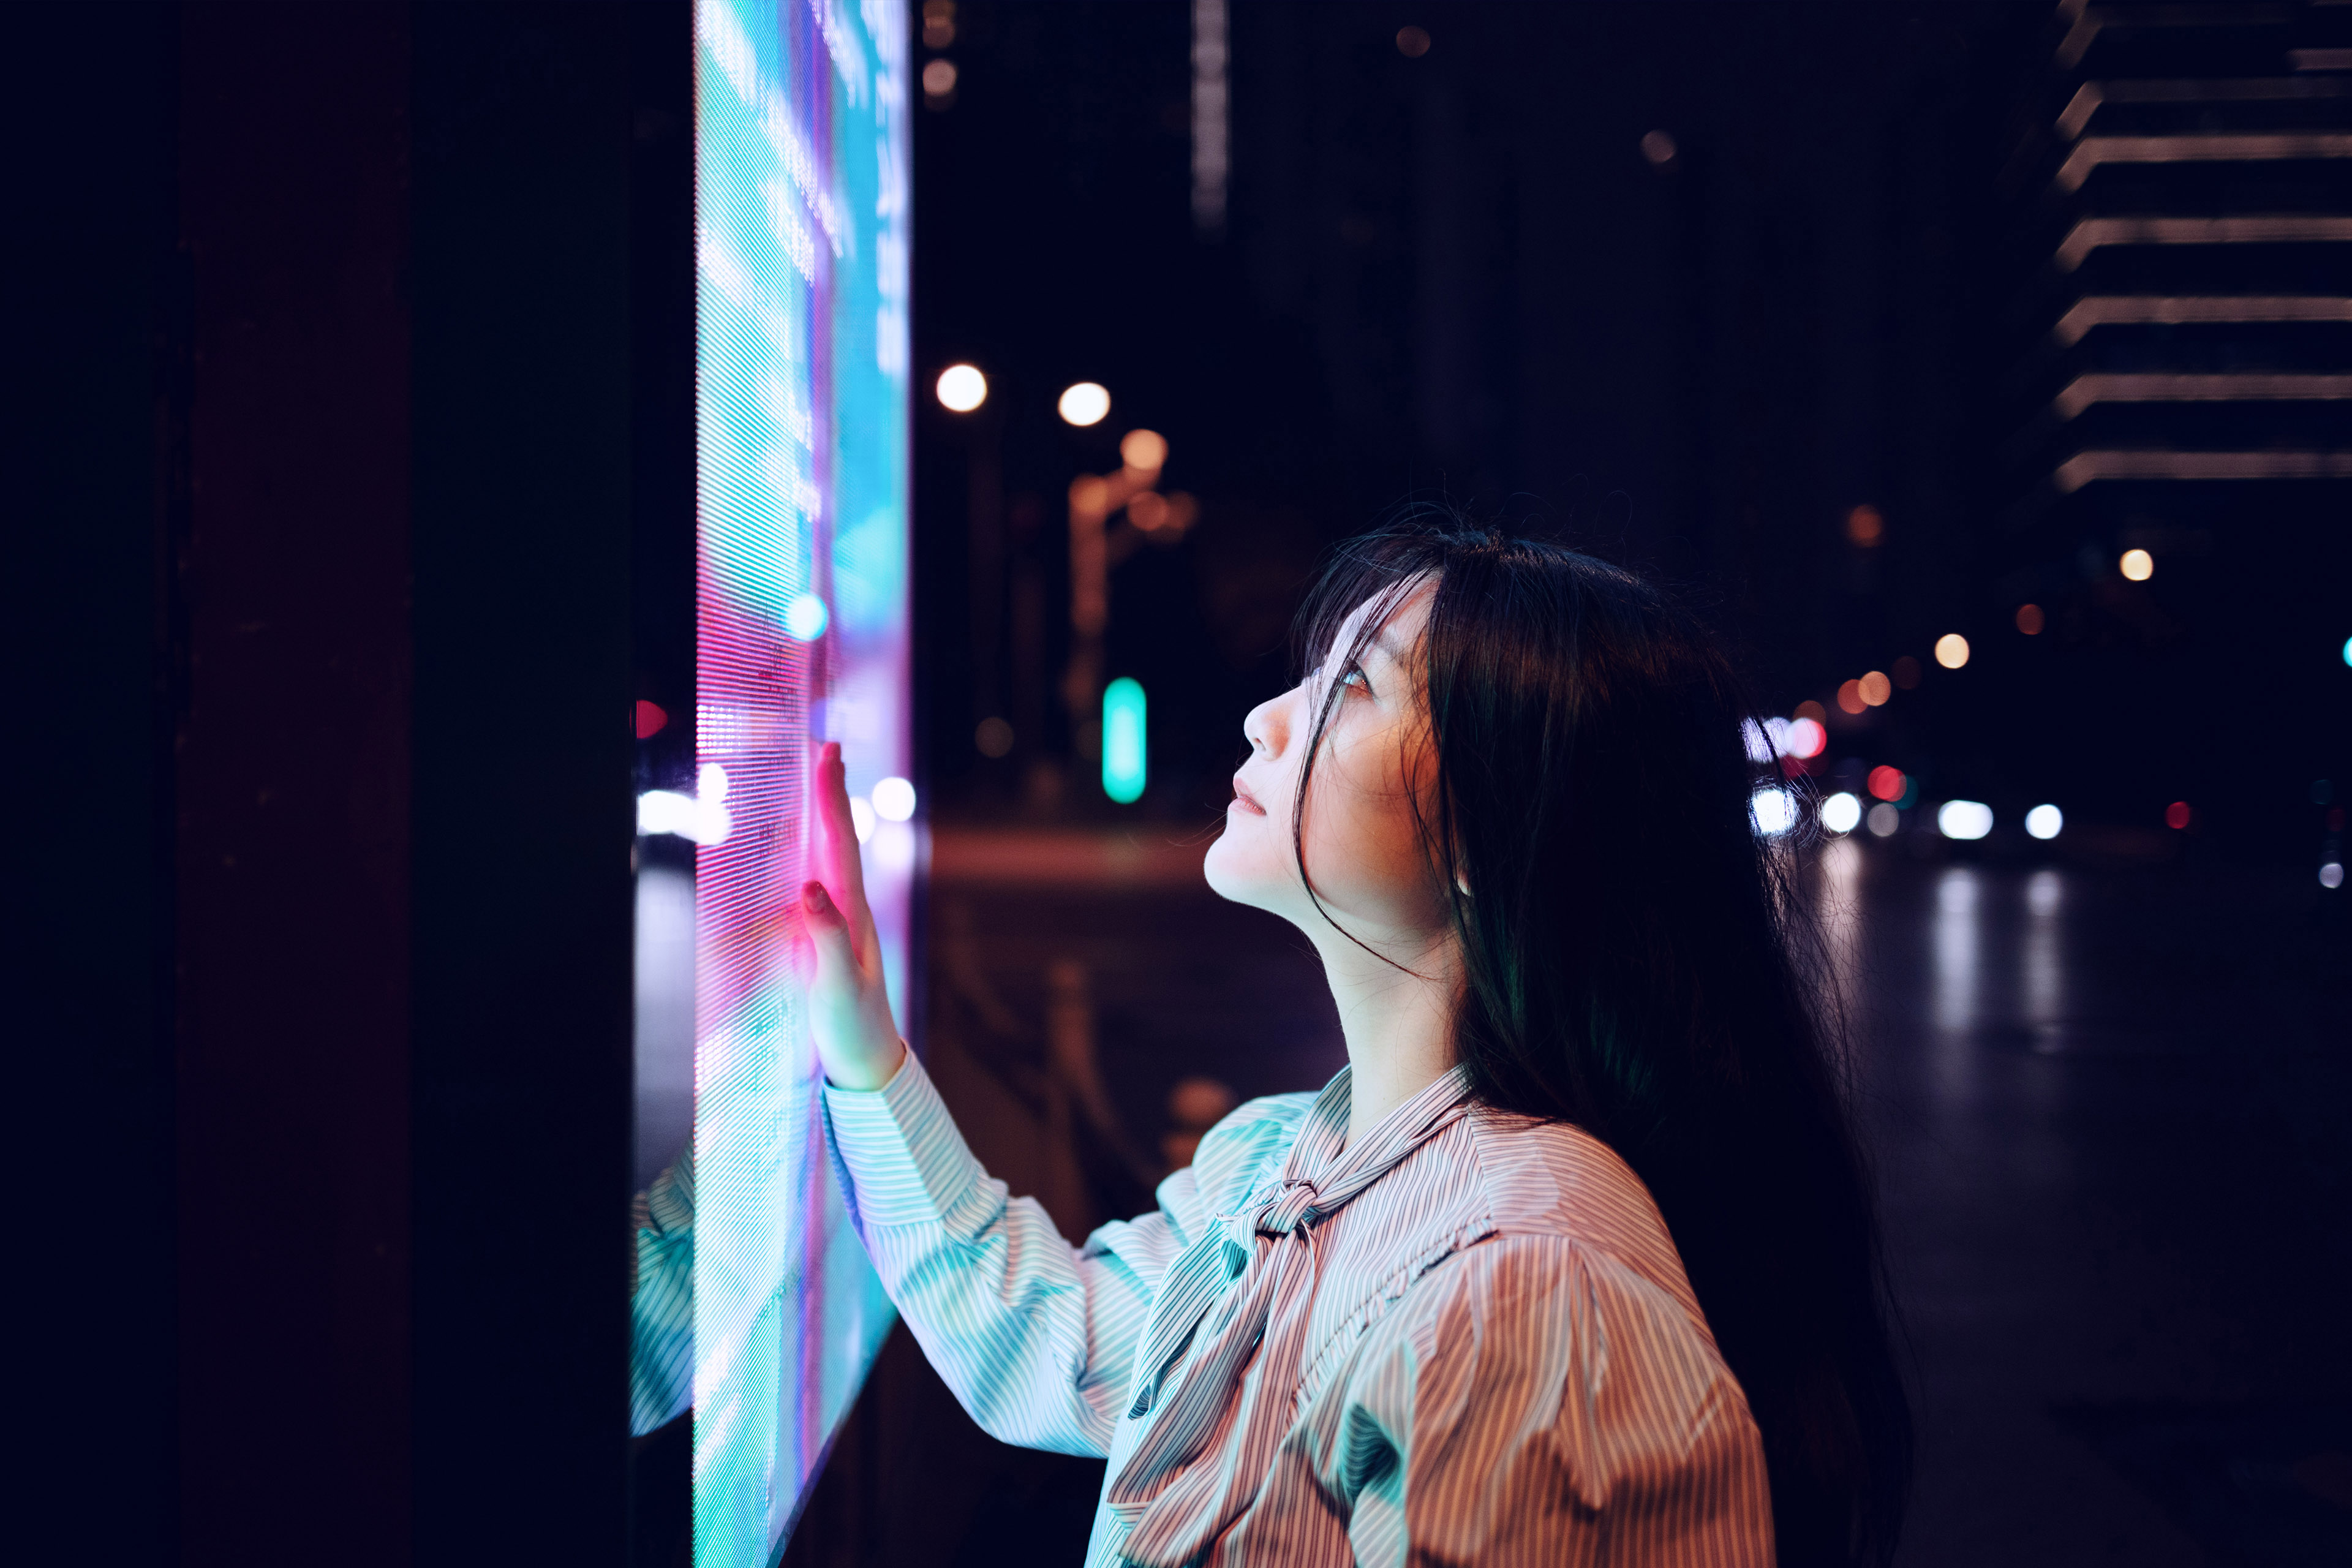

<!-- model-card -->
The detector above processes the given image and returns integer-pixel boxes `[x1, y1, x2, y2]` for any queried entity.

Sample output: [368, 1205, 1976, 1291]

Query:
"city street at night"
[777, 827, 2352, 1567]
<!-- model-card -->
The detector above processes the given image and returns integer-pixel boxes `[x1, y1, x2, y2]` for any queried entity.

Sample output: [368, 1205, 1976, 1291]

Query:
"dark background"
[910, 1, 2351, 868]
[11, 4, 2350, 1567]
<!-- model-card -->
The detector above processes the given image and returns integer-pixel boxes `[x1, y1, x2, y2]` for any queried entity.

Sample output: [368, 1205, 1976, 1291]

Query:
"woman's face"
[1204, 577, 1450, 948]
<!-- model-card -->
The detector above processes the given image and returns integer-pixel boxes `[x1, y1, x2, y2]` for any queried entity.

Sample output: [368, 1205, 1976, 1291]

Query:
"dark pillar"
[409, 6, 638, 1564]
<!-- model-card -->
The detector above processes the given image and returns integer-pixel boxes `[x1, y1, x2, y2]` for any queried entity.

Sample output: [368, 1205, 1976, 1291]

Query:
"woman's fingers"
[801, 878, 903, 1090]
[811, 741, 877, 943]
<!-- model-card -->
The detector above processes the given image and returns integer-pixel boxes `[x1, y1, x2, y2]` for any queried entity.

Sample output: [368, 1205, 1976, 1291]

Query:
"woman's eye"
[1338, 664, 1370, 692]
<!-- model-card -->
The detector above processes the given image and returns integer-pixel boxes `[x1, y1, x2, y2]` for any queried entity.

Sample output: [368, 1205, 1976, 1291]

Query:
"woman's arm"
[1335, 1237, 1775, 1567]
[628, 1152, 695, 1436]
[823, 1049, 1189, 1456]
[799, 741, 1186, 1455]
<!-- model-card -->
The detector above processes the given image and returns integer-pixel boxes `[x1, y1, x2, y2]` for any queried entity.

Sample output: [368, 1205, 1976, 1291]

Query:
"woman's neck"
[1308, 926, 1463, 1146]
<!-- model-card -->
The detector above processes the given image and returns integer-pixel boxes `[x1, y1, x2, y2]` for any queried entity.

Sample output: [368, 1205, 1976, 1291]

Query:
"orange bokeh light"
[1836, 679, 1866, 715]
[2016, 603, 2044, 635]
[1858, 671, 1892, 707]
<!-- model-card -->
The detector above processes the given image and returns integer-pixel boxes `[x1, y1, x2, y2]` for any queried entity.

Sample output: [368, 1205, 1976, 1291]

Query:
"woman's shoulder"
[1457, 1103, 1705, 1324]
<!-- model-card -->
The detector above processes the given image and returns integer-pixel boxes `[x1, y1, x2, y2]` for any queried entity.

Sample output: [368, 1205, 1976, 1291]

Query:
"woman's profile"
[665, 518, 1910, 1566]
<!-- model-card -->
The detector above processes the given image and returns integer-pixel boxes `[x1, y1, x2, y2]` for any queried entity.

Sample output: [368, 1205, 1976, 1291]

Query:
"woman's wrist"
[824, 1036, 908, 1093]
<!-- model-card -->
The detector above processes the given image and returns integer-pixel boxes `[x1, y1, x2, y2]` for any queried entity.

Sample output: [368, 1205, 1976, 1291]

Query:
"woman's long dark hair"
[1292, 518, 1910, 1566]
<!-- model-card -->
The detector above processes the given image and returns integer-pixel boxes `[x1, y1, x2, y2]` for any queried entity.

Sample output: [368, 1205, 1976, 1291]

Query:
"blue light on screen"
[692, 1, 911, 1563]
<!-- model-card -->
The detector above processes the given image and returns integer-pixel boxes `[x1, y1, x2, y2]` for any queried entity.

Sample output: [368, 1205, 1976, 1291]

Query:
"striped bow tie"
[1105, 1062, 1476, 1567]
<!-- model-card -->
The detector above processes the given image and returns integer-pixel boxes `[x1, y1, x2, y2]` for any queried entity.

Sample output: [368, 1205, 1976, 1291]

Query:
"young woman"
[801, 521, 1909, 1567]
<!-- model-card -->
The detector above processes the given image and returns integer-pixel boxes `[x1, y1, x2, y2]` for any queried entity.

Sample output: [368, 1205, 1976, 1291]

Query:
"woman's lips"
[1230, 776, 1268, 815]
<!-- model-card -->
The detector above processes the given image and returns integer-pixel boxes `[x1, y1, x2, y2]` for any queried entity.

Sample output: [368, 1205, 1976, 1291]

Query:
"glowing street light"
[1119, 428, 1167, 472]
[935, 363, 987, 412]
[1058, 382, 1110, 426]
[1102, 677, 1147, 803]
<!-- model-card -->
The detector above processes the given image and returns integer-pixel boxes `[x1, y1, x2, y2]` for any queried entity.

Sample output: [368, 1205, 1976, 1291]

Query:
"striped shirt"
[816, 1049, 1774, 1567]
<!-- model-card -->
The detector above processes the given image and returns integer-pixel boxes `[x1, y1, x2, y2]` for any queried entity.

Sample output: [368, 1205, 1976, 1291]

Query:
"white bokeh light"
[2024, 804, 2064, 840]
[1058, 381, 1111, 426]
[871, 775, 917, 822]
[1937, 800, 1994, 840]
[1750, 786, 1798, 837]
[1820, 791, 1863, 835]
[935, 363, 987, 412]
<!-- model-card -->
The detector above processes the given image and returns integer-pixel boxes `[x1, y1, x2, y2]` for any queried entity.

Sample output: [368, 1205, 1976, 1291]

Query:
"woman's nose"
[1243, 689, 1289, 757]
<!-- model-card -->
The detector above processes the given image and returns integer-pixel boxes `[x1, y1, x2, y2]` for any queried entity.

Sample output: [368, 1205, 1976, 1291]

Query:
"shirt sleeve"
[822, 1049, 1191, 1458]
[1334, 1235, 1776, 1568]
[628, 1150, 696, 1437]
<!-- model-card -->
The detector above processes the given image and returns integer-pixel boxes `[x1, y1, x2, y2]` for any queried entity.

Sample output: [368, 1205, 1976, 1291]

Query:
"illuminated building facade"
[1981, 0, 2352, 845]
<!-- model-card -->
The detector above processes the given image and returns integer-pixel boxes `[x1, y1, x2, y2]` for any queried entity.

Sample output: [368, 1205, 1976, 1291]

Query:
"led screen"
[692, 0, 911, 1562]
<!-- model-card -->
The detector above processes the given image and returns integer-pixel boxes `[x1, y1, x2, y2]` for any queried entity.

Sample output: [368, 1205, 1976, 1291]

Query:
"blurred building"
[1974, 0, 2352, 855]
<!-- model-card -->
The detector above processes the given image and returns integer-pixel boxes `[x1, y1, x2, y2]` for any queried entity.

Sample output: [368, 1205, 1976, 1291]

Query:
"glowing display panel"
[693, 1, 910, 1562]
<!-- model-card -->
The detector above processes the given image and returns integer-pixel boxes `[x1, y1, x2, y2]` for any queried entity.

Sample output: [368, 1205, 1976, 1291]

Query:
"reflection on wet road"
[1804, 848, 2352, 1566]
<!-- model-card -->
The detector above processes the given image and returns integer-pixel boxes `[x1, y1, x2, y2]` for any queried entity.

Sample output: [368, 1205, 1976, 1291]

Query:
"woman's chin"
[1201, 824, 1262, 907]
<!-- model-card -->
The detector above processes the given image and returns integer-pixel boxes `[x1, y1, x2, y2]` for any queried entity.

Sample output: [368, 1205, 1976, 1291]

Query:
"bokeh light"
[974, 716, 1014, 758]
[1058, 381, 1111, 426]
[2323, 862, 2346, 889]
[784, 592, 829, 641]
[1858, 670, 1892, 706]
[872, 776, 917, 823]
[1102, 677, 1148, 803]
[1866, 801, 1902, 837]
[1785, 716, 1826, 759]
[1750, 786, 1798, 837]
[935, 363, 987, 412]
[2342, 635, 2351, 668]
[1934, 633, 1970, 669]
[2016, 603, 2045, 635]
[1868, 765, 1907, 802]
[2024, 803, 2064, 840]
[2120, 548, 2154, 581]
[1640, 129, 1677, 165]
[1845, 504, 1884, 546]
[1891, 655, 1922, 690]
[1395, 25, 1431, 57]
[1120, 428, 1168, 470]
[1821, 791, 1863, 834]
[1937, 800, 1994, 840]
[2165, 800, 2192, 830]
[1793, 699, 1827, 724]
[921, 58, 957, 98]
[1837, 679, 1866, 715]
[635, 699, 668, 739]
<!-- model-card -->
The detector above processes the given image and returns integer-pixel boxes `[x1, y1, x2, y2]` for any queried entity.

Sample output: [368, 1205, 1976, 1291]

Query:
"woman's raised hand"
[802, 741, 908, 1091]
